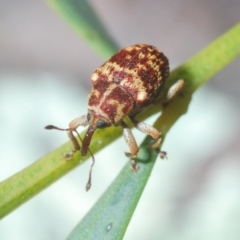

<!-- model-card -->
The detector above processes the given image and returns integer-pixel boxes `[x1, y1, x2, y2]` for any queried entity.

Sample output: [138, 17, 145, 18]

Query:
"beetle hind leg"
[157, 79, 185, 105]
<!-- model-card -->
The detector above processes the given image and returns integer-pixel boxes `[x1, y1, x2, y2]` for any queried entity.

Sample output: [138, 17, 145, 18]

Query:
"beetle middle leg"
[121, 121, 139, 171]
[121, 118, 164, 171]
[130, 118, 162, 150]
[129, 117, 168, 159]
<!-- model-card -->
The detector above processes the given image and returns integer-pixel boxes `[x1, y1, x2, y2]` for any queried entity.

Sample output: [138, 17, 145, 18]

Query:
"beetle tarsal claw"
[148, 141, 168, 159]
[159, 151, 168, 159]
[130, 159, 139, 172]
[64, 151, 75, 161]
[125, 152, 139, 172]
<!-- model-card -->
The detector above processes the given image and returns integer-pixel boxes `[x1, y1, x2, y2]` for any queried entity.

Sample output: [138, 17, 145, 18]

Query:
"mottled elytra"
[45, 44, 184, 190]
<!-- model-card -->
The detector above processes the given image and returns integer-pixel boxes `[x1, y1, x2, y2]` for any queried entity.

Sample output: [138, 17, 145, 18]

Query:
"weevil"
[45, 44, 184, 190]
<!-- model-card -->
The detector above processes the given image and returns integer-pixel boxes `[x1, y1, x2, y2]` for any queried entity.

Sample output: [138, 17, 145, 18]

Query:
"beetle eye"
[96, 120, 107, 128]
[87, 113, 92, 122]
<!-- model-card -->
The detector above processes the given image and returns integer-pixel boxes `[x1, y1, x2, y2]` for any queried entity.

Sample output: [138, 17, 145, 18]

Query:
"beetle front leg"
[45, 115, 89, 158]
[121, 121, 139, 172]
[67, 115, 89, 152]
[63, 115, 89, 160]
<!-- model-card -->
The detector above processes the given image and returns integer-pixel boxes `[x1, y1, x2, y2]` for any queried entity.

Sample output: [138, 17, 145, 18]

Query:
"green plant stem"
[0, 22, 239, 221]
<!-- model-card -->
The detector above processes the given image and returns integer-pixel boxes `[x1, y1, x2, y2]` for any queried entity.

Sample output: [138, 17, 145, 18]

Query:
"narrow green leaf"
[46, 0, 119, 58]
[67, 137, 158, 240]
[67, 23, 240, 239]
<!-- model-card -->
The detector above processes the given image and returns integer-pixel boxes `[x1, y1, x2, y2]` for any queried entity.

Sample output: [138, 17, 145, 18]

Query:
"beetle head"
[81, 111, 111, 156]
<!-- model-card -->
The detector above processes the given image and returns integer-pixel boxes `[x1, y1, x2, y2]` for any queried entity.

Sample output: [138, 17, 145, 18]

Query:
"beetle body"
[88, 44, 169, 124]
[82, 44, 170, 156]
[46, 44, 184, 190]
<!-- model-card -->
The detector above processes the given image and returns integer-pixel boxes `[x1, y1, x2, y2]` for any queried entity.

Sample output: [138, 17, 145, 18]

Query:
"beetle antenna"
[45, 125, 70, 131]
[46, 125, 95, 190]
[74, 130, 95, 191]
[85, 148, 95, 191]
[73, 130, 83, 143]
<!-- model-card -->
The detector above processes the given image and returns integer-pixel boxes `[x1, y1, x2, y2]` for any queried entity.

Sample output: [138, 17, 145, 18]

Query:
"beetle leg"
[68, 116, 96, 191]
[130, 118, 162, 150]
[67, 115, 89, 151]
[45, 115, 88, 153]
[68, 115, 89, 130]
[121, 121, 139, 172]
[157, 79, 185, 104]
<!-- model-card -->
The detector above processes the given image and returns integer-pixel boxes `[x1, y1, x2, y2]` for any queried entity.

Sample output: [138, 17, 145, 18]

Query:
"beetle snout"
[81, 125, 96, 156]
